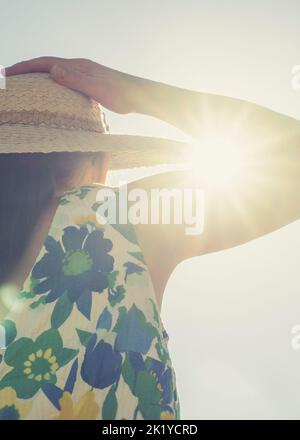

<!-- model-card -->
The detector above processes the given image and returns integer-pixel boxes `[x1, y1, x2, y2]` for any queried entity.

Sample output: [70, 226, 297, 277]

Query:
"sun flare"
[189, 133, 251, 193]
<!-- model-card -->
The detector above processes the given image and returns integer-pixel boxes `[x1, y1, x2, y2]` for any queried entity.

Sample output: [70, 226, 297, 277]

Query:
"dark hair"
[0, 152, 97, 285]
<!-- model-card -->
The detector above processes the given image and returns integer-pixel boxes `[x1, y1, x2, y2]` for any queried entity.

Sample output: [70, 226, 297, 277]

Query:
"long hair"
[0, 152, 94, 285]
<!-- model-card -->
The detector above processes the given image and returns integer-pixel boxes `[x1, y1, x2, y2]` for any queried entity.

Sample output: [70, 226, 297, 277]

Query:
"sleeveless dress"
[0, 184, 180, 420]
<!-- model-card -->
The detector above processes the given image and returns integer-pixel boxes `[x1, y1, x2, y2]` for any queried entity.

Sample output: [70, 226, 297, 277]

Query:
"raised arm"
[7, 56, 300, 153]
[6, 57, 300, 308]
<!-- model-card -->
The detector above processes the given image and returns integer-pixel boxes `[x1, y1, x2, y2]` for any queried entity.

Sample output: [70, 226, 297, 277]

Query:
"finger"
[50, 65, 101, 101]
[5, 57, 67, 76]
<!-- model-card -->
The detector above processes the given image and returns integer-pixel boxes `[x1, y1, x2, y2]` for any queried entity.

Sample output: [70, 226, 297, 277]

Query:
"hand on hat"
[5, 57, 145, 115]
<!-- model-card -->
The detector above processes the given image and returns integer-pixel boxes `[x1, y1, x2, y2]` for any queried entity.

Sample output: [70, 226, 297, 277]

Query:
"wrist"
[131, 76, 169, 118]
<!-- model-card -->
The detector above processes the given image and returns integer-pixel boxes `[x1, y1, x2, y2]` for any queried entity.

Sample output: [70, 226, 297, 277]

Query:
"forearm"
[134, 78, 300, 148]
[133, 79, 300, 235]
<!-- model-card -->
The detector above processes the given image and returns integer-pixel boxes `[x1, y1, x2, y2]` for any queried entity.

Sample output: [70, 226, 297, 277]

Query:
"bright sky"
[1, 0, 300, 419]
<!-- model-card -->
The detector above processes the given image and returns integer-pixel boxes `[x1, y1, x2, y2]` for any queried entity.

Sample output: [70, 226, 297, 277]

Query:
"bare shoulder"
[124, 171, 206, 305]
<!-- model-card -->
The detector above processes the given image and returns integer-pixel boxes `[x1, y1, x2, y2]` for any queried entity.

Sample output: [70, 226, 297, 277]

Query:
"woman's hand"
[5, 56, 144, 114]
[5, 56, 202, 135]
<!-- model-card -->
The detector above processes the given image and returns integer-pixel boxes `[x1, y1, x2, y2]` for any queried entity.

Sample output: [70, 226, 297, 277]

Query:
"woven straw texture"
[0, 73, 192, 169]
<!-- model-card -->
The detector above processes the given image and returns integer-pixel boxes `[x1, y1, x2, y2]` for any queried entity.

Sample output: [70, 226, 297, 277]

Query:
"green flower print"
[31, 225, 114, 326]
[122, 352, 178, 419]
[0, 329, 78, 399]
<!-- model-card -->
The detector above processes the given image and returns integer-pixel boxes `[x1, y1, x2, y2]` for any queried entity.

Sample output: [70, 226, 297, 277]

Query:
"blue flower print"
[81, 334, 122, 389]
[114, 305, 158, 354]
[32, 226, 114, 324]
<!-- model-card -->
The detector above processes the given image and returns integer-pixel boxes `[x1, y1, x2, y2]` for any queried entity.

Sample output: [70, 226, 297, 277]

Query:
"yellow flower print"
[22, 347, 58, 381]
[53, 390, 99, 420]
[75, 213, 101, 227]
[0, 387, 32, 420]
[160, 410, 175, 420]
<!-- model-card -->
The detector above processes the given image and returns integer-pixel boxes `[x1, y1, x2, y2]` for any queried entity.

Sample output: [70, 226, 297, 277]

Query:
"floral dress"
[0, 184, 180, 420]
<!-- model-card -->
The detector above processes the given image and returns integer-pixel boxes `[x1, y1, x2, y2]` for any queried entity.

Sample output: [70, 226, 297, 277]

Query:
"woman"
[0, 56, 300, 420]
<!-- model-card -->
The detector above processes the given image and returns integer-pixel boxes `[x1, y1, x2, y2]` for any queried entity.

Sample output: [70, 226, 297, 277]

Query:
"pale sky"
[1, 0, 300, 419]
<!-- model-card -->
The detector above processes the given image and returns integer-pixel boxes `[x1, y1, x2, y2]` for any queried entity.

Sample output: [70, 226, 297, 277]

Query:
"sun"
[190, 138, 248, 191]
[186, 118, 258, 195]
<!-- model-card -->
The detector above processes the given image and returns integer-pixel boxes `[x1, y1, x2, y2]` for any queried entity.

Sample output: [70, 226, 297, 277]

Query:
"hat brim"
[0, 124, 194, 170]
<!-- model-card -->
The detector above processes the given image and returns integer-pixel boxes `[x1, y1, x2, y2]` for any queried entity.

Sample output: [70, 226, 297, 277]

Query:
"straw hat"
[0, 73, 192, 169]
